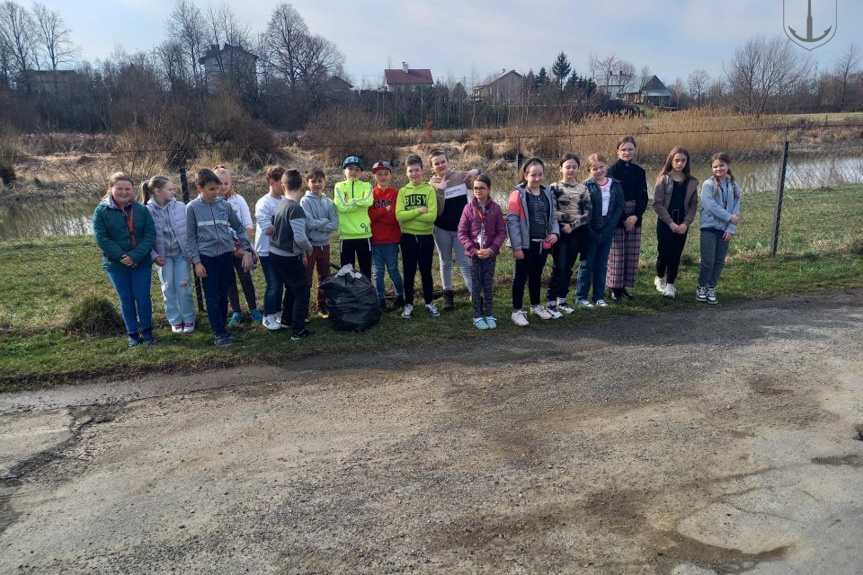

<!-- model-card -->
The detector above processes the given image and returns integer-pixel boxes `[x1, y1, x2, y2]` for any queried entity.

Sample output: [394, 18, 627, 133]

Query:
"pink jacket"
[457, 197, 506, 257]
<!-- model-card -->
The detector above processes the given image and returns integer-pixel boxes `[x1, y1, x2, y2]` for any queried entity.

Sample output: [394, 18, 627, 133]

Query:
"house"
[622, 75, 672, 107]
[323, 76, 353, 93]
[384, 63, 433, 92]
[198, 43, 258, 92]
[474, 69, 524, 104]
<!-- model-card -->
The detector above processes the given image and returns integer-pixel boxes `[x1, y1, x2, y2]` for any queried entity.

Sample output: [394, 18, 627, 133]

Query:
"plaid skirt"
[606, 200, 641, 289]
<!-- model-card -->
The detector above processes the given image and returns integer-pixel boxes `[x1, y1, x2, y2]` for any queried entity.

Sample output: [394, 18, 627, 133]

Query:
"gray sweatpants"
[433, 226, 473, 292]
[698, 228, 731, 287]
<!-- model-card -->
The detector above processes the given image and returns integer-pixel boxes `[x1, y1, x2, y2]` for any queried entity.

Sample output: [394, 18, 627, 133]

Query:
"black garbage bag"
[320, 264, 382, 332]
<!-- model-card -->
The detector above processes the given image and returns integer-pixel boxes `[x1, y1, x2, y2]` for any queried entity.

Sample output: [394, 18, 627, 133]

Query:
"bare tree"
[0, 1, 38, 88]
[725, 35, 814, 116]
[295, 33, 344, 105]
[206, 2, 251, 52]
[266, 2, 308, 90]
[166, 0, 207, 92]
[639, 65, 652, 91]
[833, 42, 861, 111]
[687, 69, 710, 107]
[32, 2, 78, 71]
[588, 53, 636, 98]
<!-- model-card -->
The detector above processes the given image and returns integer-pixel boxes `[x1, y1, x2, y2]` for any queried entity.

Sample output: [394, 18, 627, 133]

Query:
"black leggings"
[655, 221, 688, 284]
[340, 238, 372, 279]
[512, 242, 548, 309]
[400, 233, 435, 305]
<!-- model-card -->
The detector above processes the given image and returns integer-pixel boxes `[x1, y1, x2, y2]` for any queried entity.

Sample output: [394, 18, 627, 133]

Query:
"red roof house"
[384, 62, 434, 92]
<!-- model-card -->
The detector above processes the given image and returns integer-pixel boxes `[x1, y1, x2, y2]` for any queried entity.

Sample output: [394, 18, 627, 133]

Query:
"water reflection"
[0, 198, 96, 240]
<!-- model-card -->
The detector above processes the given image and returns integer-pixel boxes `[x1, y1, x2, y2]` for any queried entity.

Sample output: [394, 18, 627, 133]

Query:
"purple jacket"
[457, 197, 507, 257]
[147, 198, 190, 260]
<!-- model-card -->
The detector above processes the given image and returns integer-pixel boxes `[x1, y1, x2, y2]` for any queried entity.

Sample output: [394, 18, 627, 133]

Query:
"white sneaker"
[262, 314, 282, 331]
[654, 276, 667, 293]
[511, 309, 529, 326]
[557, 301, 575, 314]
[425, 302, 440, 317]
[663, 283, 676, 298]
[401, 303, 414, 319]
[595, 299, 609, 307]
[274, 311, 283, 324]
[530, 304, 552, 320]
[182, 322, 195, 333]
[545, 303, 563, 319]
[576, 299, 594, 309]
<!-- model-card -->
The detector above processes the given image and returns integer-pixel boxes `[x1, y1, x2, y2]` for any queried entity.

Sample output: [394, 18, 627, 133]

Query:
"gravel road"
[1, 290, 862, 574]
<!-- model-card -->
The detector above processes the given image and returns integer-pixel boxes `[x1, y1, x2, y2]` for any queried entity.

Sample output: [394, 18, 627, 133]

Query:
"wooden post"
[771, 140, 790, 257]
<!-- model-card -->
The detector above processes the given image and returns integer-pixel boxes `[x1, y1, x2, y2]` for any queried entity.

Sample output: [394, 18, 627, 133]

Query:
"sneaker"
[172, 324, 184, 333]
[127, 335, 140, 347]
[696, 285, 708, 302]
[426, 302, 440, 317]
[545, 303, 563, 319]
[279, 316, 292, 330]
[595, 299, 609, 308]
[473, 317, 489, 330]
[484, 316, 497, 329]
[393, 295, 405, 309]
[141, 329, 156, 345]
[291, 328, 316, 341]
[609, 289, 621, 302]
[183, 322, 195, 334]
[576, 299, 594, 309]
[663, 283, 677, 298]
[274, 311, 283, 324]
[401, 303, 414, 319]
[249, 309, 263, 323]
[530, 304, 552, 320]
[227, 312, 243, 327]
[319, 307, 330, 319]
[511, 310, 529, 326]
[215, 334, 233, 346]
[379, 299, 388, 311]
[707, 287, 718, 305]
[557, 301, 575, 315]
[262, 314, 282, 331]
[654, 276, 667, 293]
[442, 291, 454, 311]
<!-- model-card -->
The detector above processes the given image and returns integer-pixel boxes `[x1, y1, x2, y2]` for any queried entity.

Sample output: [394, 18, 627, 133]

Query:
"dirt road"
[1, 290, 862, 574]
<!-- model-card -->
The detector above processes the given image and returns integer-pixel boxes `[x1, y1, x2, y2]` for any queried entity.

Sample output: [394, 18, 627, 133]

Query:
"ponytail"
[140, 175, 172, 204]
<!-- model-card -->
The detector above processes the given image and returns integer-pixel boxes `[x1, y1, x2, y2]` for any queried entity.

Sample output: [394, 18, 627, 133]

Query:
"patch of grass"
[65, 294, 125, 337]
[1, 184, 862, 391]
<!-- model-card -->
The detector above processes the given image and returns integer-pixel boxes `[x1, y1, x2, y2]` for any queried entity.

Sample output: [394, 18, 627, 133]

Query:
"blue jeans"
[372, 243, 404, 300]
[576, 238, 613, 302]
[106, 265, 153, 337]
[156, 255, 195, 326]
[199, 253, 233, 337]
[258, 256, 284, 316]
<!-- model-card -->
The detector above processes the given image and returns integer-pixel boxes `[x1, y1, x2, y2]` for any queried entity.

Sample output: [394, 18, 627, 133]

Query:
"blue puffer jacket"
[700, 178, 741, 235]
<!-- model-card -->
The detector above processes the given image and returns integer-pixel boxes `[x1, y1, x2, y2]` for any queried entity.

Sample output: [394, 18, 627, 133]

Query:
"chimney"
[501, 68, 506, 75]
[402, 62, 409, 74]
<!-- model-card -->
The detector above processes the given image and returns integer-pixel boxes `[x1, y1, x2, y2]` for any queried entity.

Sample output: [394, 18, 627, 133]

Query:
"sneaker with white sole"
[262, 314, 282, 331]
[530, 304, 553, 319]
[595, 299, 609, 307]
[545, 303, 563, 319]
[172, 324, 184, 333]
[557, 301, 575, 314]
[696, 285, 708, 302]
[654, 276, 667, 293]
[401, 303, 414, 319]
[473, 317, 489, 330]
[511, 310, 529, 326]
[707, 287, 718, 305]
[274, 311, 283, 323]
[576, 299, 594, 308]
[663, 283, 676, 298]
[484, 316, 497, 329]
[426, 302, 440, 317]
[182, 322, 195, 334]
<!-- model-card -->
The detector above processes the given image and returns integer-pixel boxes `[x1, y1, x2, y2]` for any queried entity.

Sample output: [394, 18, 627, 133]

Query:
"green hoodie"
[333, 179, 373, 239]
[395, 182, 438, 235]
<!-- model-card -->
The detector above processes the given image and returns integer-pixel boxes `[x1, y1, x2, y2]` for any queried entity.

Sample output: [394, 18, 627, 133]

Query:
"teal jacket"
[93, 197, 156, 271]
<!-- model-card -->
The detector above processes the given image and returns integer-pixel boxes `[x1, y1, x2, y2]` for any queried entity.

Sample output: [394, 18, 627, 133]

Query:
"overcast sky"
[36, 0, 863, 88]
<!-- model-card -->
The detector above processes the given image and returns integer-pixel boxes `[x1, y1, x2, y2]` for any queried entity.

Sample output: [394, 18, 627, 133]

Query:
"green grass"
[1, 185, 862, 391]
[773, 111, 863, 124]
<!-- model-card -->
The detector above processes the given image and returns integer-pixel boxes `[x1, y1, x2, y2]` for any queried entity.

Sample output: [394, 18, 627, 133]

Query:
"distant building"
[384, 62, 433, 92]
[323, 76, 353, 93]
[198, 43, 258, 92]
[622, 75, 672, 107]
[474, 69, 524, 104]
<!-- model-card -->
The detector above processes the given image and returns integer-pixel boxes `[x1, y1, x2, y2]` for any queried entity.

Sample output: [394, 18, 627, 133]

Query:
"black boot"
[621, 287, 634, 301]
[393, 295, 405, 309]
[379, 299, 388, 311]
[442, 290, 454, 311]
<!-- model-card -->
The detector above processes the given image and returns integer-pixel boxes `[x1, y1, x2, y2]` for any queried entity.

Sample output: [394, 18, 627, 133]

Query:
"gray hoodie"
[186, 195, 251, 264]
[299, 191, 339, 247]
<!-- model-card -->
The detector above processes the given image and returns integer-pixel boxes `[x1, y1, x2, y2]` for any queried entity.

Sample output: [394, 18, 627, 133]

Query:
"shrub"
[66, 295, 125, 338]
[301, 106, 399, 167]
[0, 125, 17, 185]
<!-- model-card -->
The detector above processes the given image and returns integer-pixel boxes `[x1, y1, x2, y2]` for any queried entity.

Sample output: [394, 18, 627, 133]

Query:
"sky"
[35, 0, 863, 89]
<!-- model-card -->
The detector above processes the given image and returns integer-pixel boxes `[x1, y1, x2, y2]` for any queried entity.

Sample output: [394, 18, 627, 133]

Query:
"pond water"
[1, 155, 861, 240]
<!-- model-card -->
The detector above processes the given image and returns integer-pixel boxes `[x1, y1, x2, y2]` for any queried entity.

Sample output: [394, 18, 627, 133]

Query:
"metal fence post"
[770, 140, 790, 257]
[179, 164, 205, 312]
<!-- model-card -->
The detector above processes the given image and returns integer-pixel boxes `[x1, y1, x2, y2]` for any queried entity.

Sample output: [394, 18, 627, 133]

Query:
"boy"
[333, 155, 373, 279]
[429, 148, 479, 310]
[269, 168, 315, 340]
[369, 161, 404, 311]
[300, 167, 339, 318]
[255, 165, 286, 330]
[395, 155, 438, 319]
[186, 168, 254, 346]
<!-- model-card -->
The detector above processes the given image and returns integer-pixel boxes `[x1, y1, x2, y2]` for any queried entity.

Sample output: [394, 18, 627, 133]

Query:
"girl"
[607, 135, 648, 301]
[214, 165, 262, 326]
[506, 158, 559, 326]
[457, 174, 506, 330]
[698, 152, 741, 305]
[143, 176, 196, 333]
[92, 172, 156, 346]
[575, 154, 624, 308]
[652, 147, 699, 299]
[255, 165, 286, 330]
[547, 153, 592, 316]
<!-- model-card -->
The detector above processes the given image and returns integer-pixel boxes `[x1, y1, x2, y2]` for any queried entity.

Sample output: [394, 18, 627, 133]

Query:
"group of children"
[93, 138, 741, 346]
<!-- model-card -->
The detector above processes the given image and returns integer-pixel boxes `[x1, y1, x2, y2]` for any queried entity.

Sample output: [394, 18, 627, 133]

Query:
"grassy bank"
[1, 185, 862, 391]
